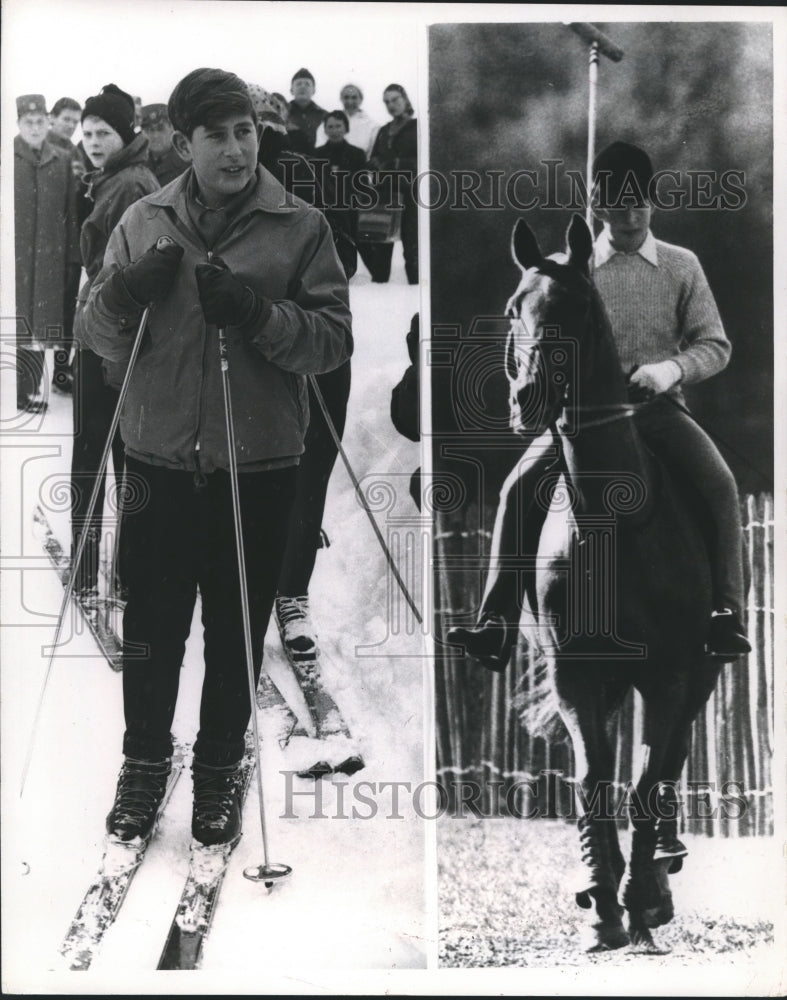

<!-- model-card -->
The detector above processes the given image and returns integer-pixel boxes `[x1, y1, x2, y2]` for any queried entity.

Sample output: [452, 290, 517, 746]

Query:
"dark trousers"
[70, 348, 125, 592]
[122, 457, 297, 766]
[480, 401, 745, 624]
[16, 345, 45, 406]
[357, 190, 418, 285]
[277, 363, 351, 596]
[54, 264, 81, 387]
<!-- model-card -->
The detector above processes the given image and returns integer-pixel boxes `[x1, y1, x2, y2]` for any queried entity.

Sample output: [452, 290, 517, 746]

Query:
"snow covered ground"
[1, 250, 432, 993]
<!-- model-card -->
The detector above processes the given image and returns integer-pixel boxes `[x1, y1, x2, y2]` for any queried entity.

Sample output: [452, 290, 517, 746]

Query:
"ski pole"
[308, 373, 423, 626]
[569, 23, 624, 227]
[214, 317, 290, 889]
[20, 237, 176, 797]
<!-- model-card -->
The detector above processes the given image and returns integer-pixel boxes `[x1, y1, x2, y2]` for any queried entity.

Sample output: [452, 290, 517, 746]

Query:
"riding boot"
[446, 613, 514, 672]
[625, 816, 676, 930]
[706, 608, 751, 658]
[652, 782, 688, 873]
[575, 813, 621, 907]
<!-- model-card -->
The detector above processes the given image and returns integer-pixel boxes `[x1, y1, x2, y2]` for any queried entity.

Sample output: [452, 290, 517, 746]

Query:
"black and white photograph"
[428, 14, 784, 985]
[2, 2, 786, 996]
[1, 1, 426, 992]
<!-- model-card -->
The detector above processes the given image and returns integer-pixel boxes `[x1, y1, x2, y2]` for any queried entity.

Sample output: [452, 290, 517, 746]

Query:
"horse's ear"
[511, 219, 543, 271]
[566, 214, 593, 273]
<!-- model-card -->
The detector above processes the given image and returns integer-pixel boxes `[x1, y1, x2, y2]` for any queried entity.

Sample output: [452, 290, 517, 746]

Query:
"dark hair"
[168, 67, 256, 138]
[325, 110, 349, 132]
[592, 141, 654, 208]
[51, 97, 81, 117]
[383, 83, 414, 116]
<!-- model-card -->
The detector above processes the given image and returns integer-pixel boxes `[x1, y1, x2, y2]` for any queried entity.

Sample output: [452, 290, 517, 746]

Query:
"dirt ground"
[438, 817, 777, 969]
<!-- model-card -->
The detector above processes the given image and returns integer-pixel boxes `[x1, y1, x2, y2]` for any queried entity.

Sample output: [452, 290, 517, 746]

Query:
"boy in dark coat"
[71, 84, 159, 601]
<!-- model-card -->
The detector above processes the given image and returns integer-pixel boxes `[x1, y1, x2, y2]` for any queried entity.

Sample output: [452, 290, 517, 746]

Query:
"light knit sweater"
[592, 229, 731, 387]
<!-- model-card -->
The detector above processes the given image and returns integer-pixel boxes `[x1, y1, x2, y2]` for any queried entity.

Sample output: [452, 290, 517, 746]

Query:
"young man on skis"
[81, 67, 352, 849]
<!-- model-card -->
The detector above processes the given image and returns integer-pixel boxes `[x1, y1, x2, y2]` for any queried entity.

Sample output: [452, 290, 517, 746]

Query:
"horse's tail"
[511, 639, 564, 739]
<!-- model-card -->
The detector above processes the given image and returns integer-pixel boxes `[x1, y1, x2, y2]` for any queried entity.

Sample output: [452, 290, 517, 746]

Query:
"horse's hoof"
[642, 899, 675, 928]
[580, 922, 630, 952]
[628, 925, 671, 955]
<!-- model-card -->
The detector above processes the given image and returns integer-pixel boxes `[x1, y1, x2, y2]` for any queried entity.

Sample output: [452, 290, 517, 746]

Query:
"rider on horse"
[449, 140, 751, 667]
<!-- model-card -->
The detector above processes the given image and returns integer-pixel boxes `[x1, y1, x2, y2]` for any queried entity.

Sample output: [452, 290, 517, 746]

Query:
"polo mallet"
[19, 235, 176, 798]
[211, 289, 290, 889]
[569, 23, 624, 226]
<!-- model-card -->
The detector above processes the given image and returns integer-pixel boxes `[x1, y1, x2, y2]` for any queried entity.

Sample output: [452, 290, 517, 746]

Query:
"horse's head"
[505, 214, 597, 436]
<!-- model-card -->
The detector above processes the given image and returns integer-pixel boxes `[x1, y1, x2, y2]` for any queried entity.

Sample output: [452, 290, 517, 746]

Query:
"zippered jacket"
[80, 165, 352, 473]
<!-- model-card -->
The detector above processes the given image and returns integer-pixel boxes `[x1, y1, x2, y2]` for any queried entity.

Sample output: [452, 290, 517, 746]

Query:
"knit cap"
[82, 84, 136, 145]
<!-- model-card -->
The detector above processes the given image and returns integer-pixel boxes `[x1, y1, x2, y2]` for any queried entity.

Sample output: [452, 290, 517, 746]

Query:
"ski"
[274, 620, 364, 777]
[32, 503, 124, 672]
[157, 733, 258, 970]
[59, 745, 186, 970]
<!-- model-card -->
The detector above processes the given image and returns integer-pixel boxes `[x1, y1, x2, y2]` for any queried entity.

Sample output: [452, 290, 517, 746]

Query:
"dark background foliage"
[429, 21, 773, 497]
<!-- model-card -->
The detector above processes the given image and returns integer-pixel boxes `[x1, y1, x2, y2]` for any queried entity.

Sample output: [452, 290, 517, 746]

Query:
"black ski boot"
[106, 757, 172, 842]
[191, 760, 242, 847]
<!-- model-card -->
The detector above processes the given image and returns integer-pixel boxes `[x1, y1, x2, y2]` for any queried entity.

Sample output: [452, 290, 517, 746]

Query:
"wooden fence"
[435, 493, 775, 836]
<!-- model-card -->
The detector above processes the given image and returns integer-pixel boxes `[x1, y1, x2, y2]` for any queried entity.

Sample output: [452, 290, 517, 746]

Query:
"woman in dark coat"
[361, 84, 418, 285]
[313, 109, 367, 245]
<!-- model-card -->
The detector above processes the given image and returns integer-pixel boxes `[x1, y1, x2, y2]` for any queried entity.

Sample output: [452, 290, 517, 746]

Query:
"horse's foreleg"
[623, 669, 717, 950]
[555, 665, 630, 951]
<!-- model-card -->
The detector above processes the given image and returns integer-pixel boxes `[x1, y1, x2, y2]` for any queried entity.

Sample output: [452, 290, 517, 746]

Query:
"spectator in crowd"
[48, 96, 82, 153]
[270, 92, 290, 122]
[71, 84, 159, 601]
[140, 103, 188, 186]
[313, 110, 367, 245]
[14, 94, 80, 411]
[287, 67, 325, 152]
[362, 83, 419, 285]
[46, 96, 86, 393]
[253, 88, 356, 276]
[315, 83, 380, 157]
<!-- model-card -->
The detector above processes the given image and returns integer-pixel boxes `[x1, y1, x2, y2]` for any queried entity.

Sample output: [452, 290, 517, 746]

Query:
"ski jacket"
[80, 165, 352, 474]
[79, 133, 160, 282]
[14, 135, 80, 344]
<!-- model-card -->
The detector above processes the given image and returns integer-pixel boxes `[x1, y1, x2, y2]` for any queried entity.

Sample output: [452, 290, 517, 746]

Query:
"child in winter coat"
[81, 68, 352, 849]
[71, 84, 159, 601]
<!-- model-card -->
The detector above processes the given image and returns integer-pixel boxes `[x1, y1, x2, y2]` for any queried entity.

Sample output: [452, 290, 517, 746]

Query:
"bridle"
[514, 268, 650, 433]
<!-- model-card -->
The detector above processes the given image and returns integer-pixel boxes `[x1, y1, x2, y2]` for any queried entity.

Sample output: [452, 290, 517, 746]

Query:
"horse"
[505, 213, 724, 951]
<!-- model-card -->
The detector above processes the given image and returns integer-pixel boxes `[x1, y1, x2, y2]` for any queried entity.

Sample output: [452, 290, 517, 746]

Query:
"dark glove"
[194, 256, 271, 330]
[99, 237, 184, 314]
